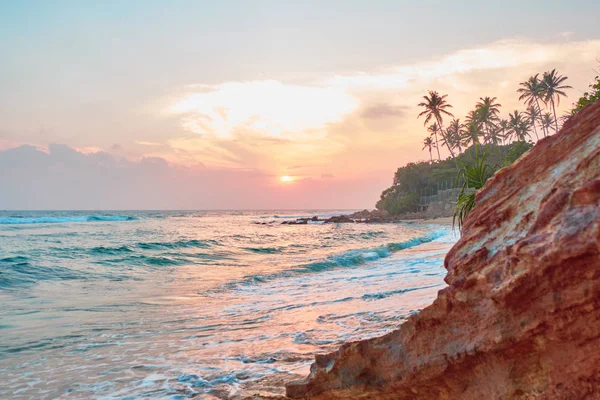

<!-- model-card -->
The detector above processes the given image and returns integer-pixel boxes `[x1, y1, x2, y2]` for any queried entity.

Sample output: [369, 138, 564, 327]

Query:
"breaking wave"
[228, 230, 448, 287]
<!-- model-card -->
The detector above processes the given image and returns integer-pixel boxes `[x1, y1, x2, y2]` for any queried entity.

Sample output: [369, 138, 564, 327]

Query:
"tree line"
[419, 69, 571, 163]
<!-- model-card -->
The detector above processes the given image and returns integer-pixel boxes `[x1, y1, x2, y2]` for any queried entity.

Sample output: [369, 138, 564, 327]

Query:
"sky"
[1, 0, 600, 210]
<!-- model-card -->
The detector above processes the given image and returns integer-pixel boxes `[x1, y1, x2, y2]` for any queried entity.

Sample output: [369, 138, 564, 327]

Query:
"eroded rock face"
[286, 102, 600, 399]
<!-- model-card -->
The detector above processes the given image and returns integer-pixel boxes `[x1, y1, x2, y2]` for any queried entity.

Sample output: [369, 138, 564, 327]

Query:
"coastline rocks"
[347, 209, 388, 220]
[323, 215, 354, 224]
[279, 210, 392, 225]
[285, 102, 600, 399]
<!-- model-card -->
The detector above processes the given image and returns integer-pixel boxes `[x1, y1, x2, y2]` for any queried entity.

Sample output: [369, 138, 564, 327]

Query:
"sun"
[280, 175, 293, 183]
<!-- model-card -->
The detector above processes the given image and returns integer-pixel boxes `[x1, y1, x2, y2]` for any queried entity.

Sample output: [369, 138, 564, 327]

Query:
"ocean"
[0, 210, 457, 399]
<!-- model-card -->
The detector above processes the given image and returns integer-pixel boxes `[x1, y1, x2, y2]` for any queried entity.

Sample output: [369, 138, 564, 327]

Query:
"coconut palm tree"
[464, 109, 479, 125]
[464, 109, 485, 144]
[461, 120, 482, 148]
[440, 127, 462, 155]
[446, 118, 464, 153]
[427, 123, 442, 160]
[418, 91, 458, 163]
[541, 69, 572, 132]
[497, 119, 510, 145]
[524, 105, 541, 141]
[508, 110, 531, 142]
[517, 74, 548, 137]
[422, 137, 435, 163]
[475, 97, 502, 144]
[540, 112, 555, 135]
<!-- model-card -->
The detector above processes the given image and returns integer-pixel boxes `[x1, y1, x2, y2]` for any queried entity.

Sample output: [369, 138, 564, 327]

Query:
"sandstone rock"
[286, 101, 600, 399]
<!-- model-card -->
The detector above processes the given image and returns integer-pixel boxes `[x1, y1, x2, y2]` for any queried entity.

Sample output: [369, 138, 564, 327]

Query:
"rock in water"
[323, 215, 354, 224]
[286, 102, 600, 399]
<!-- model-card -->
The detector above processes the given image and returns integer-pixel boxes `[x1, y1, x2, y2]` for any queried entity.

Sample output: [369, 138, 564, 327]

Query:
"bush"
[502, 141, 533, 166]
[453, 145, 499, 231]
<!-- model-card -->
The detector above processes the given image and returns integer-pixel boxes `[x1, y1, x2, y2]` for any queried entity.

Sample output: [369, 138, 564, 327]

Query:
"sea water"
[0, 210, 457, 399]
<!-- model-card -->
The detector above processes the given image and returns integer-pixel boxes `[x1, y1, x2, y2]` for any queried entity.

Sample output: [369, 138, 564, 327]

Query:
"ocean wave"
[89, 245, 134, 255]
[0, 215, 136, 225]
[136, 239, 218, 250]
[243, 246, 284, 254]
[0, 256, 101, 289]
[224, 230, 448, 288]
[96, 254, 188, 267]
[361, 284, 441, 300]
[299, 231, 445, 273]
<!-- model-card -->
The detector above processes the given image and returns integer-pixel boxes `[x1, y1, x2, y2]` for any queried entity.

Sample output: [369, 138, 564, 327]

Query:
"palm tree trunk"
[551, 98, 559, 133]
[535, 98, 547, 137]
[436, 119, 459, 169]
[429, 148, 432, 163]
[487, 124, 497, 145]
[434, 132, 441, 160]
[531, 123, 539, 141]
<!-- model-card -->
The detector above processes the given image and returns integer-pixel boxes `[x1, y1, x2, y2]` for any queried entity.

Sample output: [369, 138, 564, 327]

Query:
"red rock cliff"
[286, 101, 600, 399]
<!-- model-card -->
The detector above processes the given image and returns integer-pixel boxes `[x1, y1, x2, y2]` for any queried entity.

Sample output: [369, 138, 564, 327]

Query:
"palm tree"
[497, 119, 510, 145]
[422, 137, 435, 163]
[418, 91, 458, 163]
[540, 112, 555, 135]
[541, 69, 572, 132]
[461, 120, 481, 148]
[517, 74, 548, 137]
[475, 97, 502, 144]
[464, 109, 479, 125]
[440, 127, 461, 155]
[464, 110, 485, 144]
[508, 110, 531, 142]
[427, 123, 442, 160]
[524, 105, 541, 141]
[446, 118, 464, 153]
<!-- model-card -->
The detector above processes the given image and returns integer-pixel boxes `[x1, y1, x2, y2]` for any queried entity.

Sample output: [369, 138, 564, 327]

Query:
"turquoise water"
[0, 210, 456, 399]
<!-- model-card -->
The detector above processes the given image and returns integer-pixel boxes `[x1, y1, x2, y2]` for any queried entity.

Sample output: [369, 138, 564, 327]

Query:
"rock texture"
[286, 101, 600, 399]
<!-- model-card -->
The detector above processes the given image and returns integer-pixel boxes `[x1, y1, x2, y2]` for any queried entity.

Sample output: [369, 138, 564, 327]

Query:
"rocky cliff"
[285, 101, 600, 399]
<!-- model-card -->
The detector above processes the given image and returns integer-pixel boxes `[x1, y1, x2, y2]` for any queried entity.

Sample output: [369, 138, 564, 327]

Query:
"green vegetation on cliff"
[377, 68, 580, 217]
[567, 71, 600, 117]
[376, 142, 531, 216]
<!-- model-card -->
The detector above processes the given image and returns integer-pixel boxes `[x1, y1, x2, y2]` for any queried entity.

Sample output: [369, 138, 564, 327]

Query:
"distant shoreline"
[403, 216, 454, 226]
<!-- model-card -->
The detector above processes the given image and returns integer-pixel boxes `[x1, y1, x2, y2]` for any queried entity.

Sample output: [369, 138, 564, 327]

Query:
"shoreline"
[402, 216, 454, 226]
[272, 210, 456, 226]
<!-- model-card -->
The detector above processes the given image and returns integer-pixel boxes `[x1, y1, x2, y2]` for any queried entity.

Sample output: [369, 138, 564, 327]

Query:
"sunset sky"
[1, 0, 600, 209]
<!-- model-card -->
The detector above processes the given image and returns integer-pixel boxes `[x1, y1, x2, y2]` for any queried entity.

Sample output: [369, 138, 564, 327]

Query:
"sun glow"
[169, 80, 358, 139]
[280, 175, 293, 183]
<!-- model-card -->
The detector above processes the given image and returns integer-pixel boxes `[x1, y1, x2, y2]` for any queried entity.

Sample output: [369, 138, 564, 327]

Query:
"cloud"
[169, 80, 359, 139]
[361, 103, 408, 119]
[0, 144, 381, 209]
[4, 38, 600, 209]
[155, 38, 600, 190]
[325, 39, 589, 91]
[135, 141, 163, 146]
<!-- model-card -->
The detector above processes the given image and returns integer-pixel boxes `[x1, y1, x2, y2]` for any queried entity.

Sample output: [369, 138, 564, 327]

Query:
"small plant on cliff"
[453, 144, 498, 231]
[567, 68, 600, 117]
